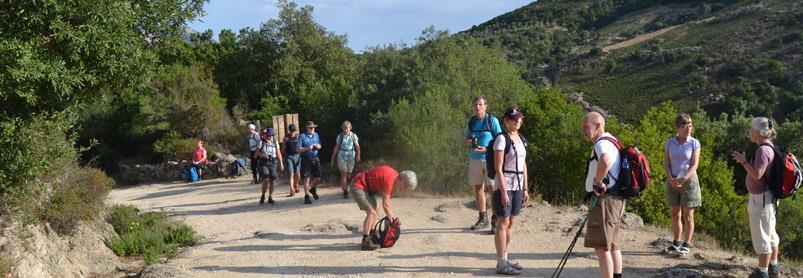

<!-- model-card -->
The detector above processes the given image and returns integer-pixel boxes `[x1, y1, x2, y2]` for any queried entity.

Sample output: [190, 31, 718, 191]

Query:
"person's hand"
[523, 191, 530, 204]
[501, 192, 510, 207]
[356, 155, 361, 162]
[731, 151, 747, 165]
[466, 139, 473, 147]
[592, 182, 607, 196]
[280, 164, 285, 171]
[475, 146, 487, 153]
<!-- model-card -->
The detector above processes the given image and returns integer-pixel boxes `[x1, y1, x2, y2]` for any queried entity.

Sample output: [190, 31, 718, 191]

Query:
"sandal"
[496, 262, 521, 275]
[506, 260, 523, 271]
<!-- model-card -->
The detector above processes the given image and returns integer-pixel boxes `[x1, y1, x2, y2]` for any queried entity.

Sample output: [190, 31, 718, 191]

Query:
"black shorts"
[260, 157, 278, 181]
[301, 156, 321, 179]
[493, 190, 523, 217]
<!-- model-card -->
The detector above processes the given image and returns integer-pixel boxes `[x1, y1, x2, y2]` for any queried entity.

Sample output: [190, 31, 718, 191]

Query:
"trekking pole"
[551, 195, 599, 278]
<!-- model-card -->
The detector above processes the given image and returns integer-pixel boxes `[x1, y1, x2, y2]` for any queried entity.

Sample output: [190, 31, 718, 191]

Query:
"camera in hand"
[469, 135, 479, 149]
[311, 145, 319, 151]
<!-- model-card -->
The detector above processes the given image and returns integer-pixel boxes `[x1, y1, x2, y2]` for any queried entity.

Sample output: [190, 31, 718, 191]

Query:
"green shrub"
[0, 256, 14, 277]
[106, 205, 198, 264]
[40, 167, 114, 235]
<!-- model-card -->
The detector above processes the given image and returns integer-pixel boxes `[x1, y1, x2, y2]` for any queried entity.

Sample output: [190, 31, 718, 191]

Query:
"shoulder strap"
[339, 132, 345, 147]
[484, 113, 492, 132]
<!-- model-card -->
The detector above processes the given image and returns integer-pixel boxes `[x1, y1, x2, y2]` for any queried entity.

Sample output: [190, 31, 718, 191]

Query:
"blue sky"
[189, 0, 533, 52]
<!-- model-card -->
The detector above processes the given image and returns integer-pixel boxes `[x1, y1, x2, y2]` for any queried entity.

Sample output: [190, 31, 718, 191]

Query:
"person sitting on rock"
[349, 165, 417, 250]
[191, 139, 208, 179]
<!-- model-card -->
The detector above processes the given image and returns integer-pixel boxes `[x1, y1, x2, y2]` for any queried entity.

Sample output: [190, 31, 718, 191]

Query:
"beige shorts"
[748, 192, 779, 254]
[350, 184, 377, 212]
[665, 173, 701, 208]
[337, 157, 355, 173]
[468, 159, 492, 186]
[584, 194, 626, 251]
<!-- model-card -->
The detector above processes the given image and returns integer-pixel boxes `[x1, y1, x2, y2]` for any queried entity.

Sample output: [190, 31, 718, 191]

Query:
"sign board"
[272, 113, 299, 143]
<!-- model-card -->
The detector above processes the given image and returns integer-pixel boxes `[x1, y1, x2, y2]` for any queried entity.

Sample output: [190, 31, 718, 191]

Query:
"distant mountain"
[461, 0, 803, 121]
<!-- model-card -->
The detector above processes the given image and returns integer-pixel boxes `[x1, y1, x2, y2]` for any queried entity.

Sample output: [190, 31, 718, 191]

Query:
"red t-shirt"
[193, 147, 207, 163]
[352, 166, 398, 196]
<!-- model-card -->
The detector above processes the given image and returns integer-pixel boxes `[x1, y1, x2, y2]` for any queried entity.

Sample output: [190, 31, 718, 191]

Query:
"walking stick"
[551, 195, 599, 278]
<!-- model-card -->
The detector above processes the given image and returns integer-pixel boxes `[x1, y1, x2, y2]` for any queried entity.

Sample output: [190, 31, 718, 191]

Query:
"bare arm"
[682, 149, 700, 180]
[663, 147, 673, 180]
[494, 148, 506, 192]
[382, 193, 394, 220]
[594, 153, 614, 189]
[355, 142, 361, 162]
[330, 140, 340, 164]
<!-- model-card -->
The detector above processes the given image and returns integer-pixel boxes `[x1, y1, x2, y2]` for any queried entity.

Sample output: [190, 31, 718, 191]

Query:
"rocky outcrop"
[118, 153, 244, 184]
[1, 218, 130, 278]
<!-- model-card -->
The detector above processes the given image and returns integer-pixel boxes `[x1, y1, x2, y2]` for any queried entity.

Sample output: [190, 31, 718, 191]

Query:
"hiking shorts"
[492, 190, 523, 217]
[286, 154, 301, 174]
[748, 192, 779, 254]
[468, 159, 492, 186]
[337, 156, 355, 173]
[260, 157, 278, 181]
[301, 156, 321, 179]
[665, 173, 701, 208]
[350, 184, 378, 212]
[584, 194, 626, 251]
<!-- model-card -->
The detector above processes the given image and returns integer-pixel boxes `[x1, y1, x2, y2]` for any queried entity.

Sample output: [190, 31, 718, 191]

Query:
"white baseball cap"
[247, 124, 256, 130]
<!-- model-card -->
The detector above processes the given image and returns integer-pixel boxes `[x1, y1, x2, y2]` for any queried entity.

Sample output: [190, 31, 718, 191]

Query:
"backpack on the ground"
[594, 137, 651, 199]
[486, 133, 528, 180]
[370, 217, 401, 248]
[187, 166, 200, 183]
[760, 143, 803, 199]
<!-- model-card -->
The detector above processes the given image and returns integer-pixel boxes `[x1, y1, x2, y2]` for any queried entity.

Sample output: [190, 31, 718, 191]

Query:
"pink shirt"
[746, 145, 774, 194]
[193, 147, 207, 163]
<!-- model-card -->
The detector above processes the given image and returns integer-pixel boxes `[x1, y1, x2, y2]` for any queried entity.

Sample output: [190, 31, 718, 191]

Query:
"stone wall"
[118, 153, 243, 184]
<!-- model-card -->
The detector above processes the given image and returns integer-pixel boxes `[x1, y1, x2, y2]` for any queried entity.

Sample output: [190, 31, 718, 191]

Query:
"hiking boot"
[665, 243, 679, 254]
[361, 236, 379, 251]
[769, 263, 780, 278]
[343, 189, 349, 199]
[267, 197, 275, 205]
[496, 261, 521, 275]
[310, 187, 319, 200]
[259, 195, 265, 205]
[677, 243, 692, 255]
[252, 178, 258, 184]
[471, 214, 489, 230]
[304, 195, 312, 204]
[749, 269, 770, 278]
[506, 260, 523, 271]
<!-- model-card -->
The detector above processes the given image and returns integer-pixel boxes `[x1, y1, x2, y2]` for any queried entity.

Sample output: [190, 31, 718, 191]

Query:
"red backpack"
[760, 144, 803, 199]
[594, 137, 652, 199]
[371, 217, 401, 248]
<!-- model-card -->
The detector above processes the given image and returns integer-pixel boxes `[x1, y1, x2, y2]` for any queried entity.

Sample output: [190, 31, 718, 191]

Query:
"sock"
[759, 267, 768, 273]
[362, 235, 369, 241]
[672, 240, 680, 246]
[613, 274, 622, 278]
[770, 260, 778, 266]
[503, 252, 508, 260]
[497, 259, 506, 267]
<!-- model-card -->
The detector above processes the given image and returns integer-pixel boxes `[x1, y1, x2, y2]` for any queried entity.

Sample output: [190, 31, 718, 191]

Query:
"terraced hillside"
[461, 0, 803, 121]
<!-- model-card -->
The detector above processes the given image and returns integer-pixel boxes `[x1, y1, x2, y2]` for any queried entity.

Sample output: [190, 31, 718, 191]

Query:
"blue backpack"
[187, 166, 200, 183]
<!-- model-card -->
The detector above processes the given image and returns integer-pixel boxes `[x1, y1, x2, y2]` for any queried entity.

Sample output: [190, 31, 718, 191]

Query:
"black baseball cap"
[504, 107, 525, 120]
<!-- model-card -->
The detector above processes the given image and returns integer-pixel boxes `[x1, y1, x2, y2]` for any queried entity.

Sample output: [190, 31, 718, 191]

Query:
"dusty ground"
[107, 176, 797, 277]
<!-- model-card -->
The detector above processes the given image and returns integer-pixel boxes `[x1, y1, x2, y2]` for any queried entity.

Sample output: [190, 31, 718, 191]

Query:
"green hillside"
[461, 0, 803, 121]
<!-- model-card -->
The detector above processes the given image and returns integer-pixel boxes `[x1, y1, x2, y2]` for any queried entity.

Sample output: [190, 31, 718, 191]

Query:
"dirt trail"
[108, 177, 773, 277]
[602, 25, 679, 52]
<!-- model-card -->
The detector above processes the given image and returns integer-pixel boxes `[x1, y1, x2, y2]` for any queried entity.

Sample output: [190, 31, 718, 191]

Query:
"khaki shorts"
[337, 157, 355, 173]
[584, 194, 626, 251]
[748, 192, 779, 254]
[350, 184, 377, 212]
[665, 173, 701, 208]
[468, 159, 492, 186]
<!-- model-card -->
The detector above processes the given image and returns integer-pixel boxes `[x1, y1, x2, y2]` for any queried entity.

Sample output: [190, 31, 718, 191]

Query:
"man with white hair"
[349, 165, 417, 250]
[248, 123, 261, 184]
[581, 111, 626, 278]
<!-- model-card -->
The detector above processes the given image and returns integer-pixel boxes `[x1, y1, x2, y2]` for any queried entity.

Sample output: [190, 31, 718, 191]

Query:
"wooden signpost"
[272, 113, 299, 143]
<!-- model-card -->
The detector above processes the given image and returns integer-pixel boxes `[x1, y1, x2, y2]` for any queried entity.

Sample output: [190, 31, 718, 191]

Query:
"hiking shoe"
[361, 237, 379, 251]
[304, 195, 312, 204]
[496, 262, 521, 275]
[267, 197, 275, 205]
[252, 178, 258, 184]
[470, 216, 489, 230]
[665, 244, 679, 254]
[259, 195, 265, 205]
[343, 189, 349, 199]
[749, 269, 770, 278]
[677, 245, 691, 255]
[310, 187, 319, 200]
[506, 260, 523, 271]
[769, 263, 780, 278]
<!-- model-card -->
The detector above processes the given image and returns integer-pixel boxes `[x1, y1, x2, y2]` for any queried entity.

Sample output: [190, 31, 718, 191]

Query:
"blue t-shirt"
[336, 132, 359, 159]
[664, 136, 701, 178]
[297, 132, 321, 158]
[466, 113, 502, 160]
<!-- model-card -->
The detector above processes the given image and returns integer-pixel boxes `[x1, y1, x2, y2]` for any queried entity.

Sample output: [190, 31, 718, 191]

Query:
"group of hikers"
[463, 96, 784, 277]
[187, 95, 786, 278]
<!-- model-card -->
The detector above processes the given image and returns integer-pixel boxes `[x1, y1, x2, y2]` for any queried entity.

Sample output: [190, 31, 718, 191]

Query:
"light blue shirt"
[466, 113, 502, 160]
[336, 132, 359, 159]
[664, 136, 701, 178]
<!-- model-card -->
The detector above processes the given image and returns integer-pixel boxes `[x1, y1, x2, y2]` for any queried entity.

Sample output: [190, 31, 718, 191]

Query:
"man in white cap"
[248, 123, 261, 184]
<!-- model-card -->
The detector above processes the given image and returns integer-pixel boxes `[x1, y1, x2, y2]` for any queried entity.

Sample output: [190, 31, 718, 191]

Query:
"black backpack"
[486, 133, 527, 180]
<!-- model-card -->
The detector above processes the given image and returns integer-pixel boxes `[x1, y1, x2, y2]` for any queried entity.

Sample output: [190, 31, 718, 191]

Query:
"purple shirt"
[746, 145, 774, 194]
